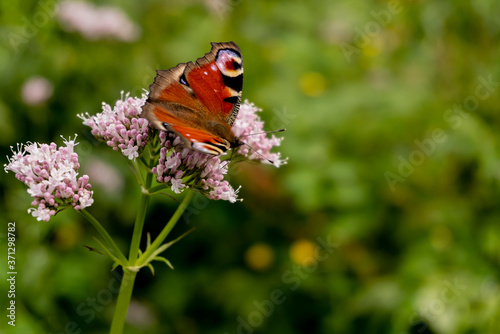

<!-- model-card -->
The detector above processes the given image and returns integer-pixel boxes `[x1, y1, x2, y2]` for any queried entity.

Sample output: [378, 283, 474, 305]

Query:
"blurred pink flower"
[57, 0, 141, 42]
[84, 157, 124, 194]
[21, 76, 53, 106]
[4, 136, 93, 222]
[204, 0, 236, 19]
[78, 92, 149, 160]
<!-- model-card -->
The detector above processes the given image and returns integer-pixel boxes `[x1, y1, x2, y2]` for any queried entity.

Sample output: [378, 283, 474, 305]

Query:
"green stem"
[128, 172, 153, 263]
[108, 143, 191, 333]
[109, 270, 137, 334]
[136, 190, 195, 266]
[109, 171, 153, 334]
[129, 158, 145, 188]
[80, 209, 128, 266]
[146, 184, 170, 195]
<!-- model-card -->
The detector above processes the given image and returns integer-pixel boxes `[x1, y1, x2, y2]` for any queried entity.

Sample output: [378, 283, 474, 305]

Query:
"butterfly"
[142, 42, 244, 155]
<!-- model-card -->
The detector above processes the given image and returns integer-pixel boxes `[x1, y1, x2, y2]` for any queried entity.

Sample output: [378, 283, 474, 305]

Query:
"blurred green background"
[1, 0, 500, 333]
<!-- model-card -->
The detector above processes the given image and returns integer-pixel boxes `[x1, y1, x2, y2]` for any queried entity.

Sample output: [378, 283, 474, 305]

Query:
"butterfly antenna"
[220, 141, 273, 170]
[238, 128, 286, 138]
[237, 128, 285, 165]
[241, 142, 276, 165]
[220, 159, 230, 170]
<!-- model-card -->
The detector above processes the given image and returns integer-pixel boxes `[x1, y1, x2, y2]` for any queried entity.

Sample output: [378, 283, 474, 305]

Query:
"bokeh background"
[1, 0, 500, 333]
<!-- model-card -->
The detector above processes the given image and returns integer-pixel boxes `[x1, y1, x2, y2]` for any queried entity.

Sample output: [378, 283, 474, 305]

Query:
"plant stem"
[130, 160, 144, 187]
[109, 171, 153, 334]
[145, 184, 170, 195]
[128, 172, 153, 263]
[109, 269, 137, 334]
[136, 190, 195, 266]
[80, 209, 128, 266]
[108, 148, 192, 333]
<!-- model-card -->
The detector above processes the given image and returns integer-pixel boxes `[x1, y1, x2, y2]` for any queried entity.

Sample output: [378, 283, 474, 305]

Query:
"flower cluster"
[57, 0, 141, 42]
[4, 137, 93, 222]
[152, 132, 241, 202]
[78, 92, 149, 160]
[232, 101, 287, 167]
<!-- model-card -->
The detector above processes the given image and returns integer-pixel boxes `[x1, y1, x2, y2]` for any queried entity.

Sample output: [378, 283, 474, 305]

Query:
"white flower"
[170, 178, 186, 194]
[123, 145, 139, 160]
[28, 207, 53, 222]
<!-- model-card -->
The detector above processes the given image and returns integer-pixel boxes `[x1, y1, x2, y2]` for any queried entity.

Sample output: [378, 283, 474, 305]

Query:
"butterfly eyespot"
[179, 73, 189, 86]
[216, 49, 243, 78]
[232, 60, 242, 70]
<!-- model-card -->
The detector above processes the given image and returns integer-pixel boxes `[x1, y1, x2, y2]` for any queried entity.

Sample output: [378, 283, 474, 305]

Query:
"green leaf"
[92, 237, 123, 267]
[154, 256, 174, 270]
[111, 262, 120, 271]
[82, 245, 104, 255]
[147, 263, 155, 276]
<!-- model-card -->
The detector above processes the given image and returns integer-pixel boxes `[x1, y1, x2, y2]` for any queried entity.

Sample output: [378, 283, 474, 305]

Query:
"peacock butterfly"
[142, 42, 244, 155]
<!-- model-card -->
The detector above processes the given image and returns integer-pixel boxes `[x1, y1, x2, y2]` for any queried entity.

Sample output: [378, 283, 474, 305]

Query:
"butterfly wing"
[142, 42, 244, 155]
[185, 42, 243, 126]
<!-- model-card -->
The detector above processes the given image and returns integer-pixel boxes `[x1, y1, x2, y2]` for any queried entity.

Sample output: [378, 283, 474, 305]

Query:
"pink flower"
[152, 132, 242, 202]
[78, 92, 149, 160]
[233, 101, 287, 167]
[56, 1, 141, 42]
[4, 136, 94, 222]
